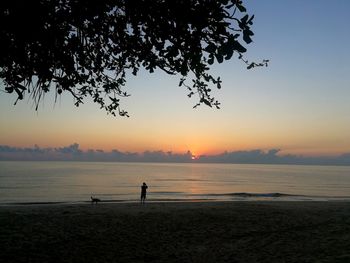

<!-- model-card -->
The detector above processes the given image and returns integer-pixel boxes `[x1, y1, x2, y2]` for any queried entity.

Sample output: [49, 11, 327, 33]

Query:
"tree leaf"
[237, 4, 246, 12]
[231, 40, 247, 53]
[215, 53, 224, 64]
[247, 63, 255, 69]
[208, 56, 214, 65]
[204, 43, 216, 53]
[201, 98, 212, 107]
[243, 29, 254, 44]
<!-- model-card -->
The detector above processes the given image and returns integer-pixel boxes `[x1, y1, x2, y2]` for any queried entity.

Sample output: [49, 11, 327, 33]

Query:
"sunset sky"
[1, 0, 350, 158]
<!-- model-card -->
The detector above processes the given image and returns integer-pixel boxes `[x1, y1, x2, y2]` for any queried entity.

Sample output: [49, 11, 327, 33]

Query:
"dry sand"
[1, 201, 350, 263]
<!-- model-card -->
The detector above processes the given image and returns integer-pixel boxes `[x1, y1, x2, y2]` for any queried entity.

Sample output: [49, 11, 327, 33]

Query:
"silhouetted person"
[141, 182, 148, 204]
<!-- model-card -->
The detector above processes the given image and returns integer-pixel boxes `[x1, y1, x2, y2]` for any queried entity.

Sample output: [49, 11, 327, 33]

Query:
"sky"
[1, 0, 350, 162]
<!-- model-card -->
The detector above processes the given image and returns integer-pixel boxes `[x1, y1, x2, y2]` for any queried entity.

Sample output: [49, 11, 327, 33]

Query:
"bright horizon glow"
[1, 0, 350, 160]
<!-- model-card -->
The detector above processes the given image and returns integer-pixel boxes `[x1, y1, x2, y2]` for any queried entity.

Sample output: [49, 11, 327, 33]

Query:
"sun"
[191, 155, 198, 160]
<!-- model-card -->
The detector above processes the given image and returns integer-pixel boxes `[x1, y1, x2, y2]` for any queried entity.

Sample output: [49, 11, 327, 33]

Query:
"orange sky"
[1, 97, 349, 157]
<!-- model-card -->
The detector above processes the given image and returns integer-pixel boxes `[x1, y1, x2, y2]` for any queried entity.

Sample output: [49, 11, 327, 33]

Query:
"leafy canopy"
[0, 0, 267, 116]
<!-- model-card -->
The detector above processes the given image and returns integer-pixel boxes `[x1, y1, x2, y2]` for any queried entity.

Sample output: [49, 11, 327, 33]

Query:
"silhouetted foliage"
[0, 0, 267, 116]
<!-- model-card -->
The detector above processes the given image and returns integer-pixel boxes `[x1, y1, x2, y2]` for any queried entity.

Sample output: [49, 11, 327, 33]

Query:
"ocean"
[1, 161, 350, 204]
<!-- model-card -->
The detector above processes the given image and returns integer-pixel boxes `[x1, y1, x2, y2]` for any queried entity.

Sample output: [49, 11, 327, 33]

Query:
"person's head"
[143, 182, 146, 185]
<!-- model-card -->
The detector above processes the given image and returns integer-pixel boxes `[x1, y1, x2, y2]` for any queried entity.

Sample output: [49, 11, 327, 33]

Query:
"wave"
[2, 192, 350, 206]
[193, 192, 302, 198]
[228, 192, 297, 198]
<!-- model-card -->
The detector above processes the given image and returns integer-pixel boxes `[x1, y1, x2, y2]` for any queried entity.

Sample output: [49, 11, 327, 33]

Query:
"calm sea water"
[1, 161, 350, 204]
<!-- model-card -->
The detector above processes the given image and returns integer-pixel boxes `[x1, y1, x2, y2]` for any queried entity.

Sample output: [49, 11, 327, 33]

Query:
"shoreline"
[1, 199, 350, 211]
[1, 199, 350, 209]
[1, 194, 350, 206]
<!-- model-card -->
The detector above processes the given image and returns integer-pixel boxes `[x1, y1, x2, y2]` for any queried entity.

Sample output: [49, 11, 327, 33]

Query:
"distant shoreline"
[2, 159, 350, 167]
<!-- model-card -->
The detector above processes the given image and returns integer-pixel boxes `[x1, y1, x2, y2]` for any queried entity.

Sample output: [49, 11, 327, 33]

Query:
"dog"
[91, 196, 101, 204]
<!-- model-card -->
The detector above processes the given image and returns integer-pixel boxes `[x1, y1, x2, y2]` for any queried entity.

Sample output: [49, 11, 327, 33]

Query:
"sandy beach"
[1, 201, 349, 263]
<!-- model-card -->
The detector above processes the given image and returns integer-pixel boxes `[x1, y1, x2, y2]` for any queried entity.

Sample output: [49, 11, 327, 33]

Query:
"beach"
[1, 201, 349, 263]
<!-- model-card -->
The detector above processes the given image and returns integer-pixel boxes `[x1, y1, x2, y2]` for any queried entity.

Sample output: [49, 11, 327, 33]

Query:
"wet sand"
[1, 201, 350, 263]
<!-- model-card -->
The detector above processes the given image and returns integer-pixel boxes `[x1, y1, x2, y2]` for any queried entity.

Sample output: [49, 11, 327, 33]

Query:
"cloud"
[55, 143, 82, 155]
[0, 143, 350, 165]
[197, 149, 282, 164]
[198, 149, 350, 166]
